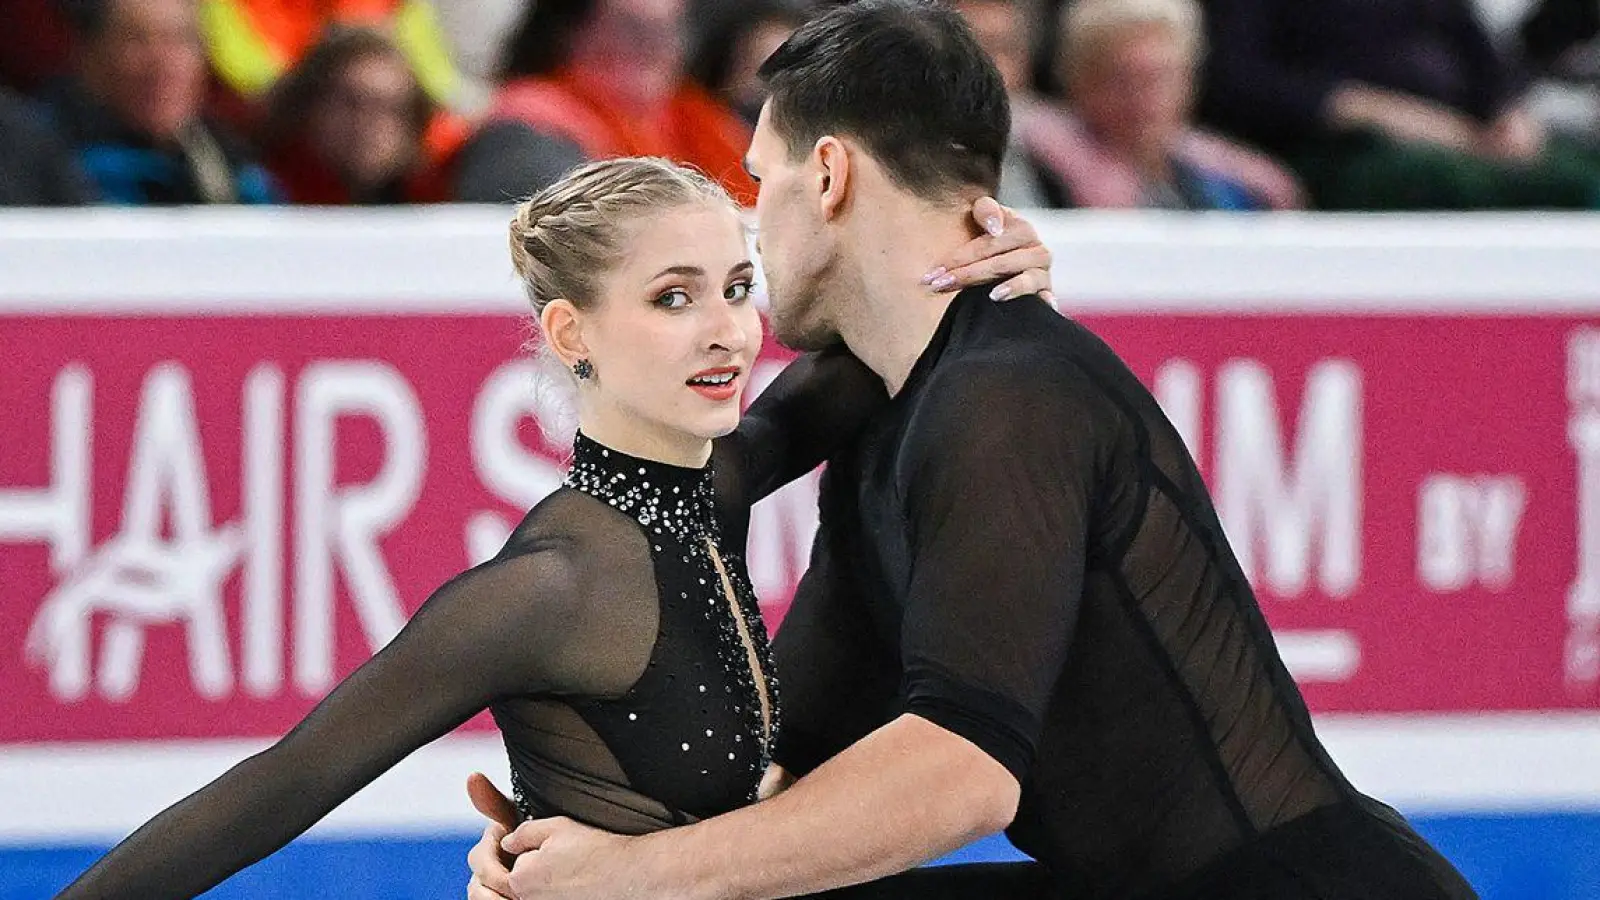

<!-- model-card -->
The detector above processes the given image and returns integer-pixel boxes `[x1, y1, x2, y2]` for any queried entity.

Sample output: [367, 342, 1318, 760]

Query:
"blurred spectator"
[0, 87, 94, 206]
[453, 0, 758, 204]
[995, 0, 1300, 210]
[1200, 0, 1600, 209]
[1518, 0, 1600, 151]
[259, 26, 447, 204]
[45, 0, 276, 205]
[196, 0, 462, 111]
[953, 0, 1061, 208]
[687, 0, 810, 126]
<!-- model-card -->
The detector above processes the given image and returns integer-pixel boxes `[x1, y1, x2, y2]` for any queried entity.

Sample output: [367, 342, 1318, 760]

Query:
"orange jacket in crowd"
[488, 66, 759, 206]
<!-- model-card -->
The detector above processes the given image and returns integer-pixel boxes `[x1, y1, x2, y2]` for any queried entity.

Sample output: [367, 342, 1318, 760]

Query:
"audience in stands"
[964, 0, 1300, 210]
[259, 26, 448, 204]
[687, 0, 809, 127]
[4, 0, 1598, 212]
[0, 86, 94, 206]
[1200, 0, 1600, 209]
[45, 0, 276, 205]
[452, 0, 756, 204]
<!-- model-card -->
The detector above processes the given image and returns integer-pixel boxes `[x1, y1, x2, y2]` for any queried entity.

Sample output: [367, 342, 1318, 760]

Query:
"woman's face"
[308, 52, 419, 191]
[574, 201, 764, 455]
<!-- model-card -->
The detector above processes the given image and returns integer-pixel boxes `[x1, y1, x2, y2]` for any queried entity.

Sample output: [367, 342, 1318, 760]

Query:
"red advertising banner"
[3, 311, 1597, 746]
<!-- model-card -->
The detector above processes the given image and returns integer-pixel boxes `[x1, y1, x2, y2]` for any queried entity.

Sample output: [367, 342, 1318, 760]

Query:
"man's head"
[1060, 0, 1202, 164]
[746, 0, 1010, 349]
[70, 0, 205, 143]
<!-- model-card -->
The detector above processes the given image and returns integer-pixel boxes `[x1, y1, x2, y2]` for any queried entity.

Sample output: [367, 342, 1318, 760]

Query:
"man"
[469, 2, 1479, 898]
[47, 0, 275, 205]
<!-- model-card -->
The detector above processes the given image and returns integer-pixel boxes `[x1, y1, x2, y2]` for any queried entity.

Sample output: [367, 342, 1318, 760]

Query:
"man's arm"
[632, 714, 1018, 900]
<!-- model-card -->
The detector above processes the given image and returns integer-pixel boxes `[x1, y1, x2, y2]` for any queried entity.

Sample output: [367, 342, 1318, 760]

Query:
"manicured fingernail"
[989, 285, 1011, 301]
[922, 267, 947, 285]
[984, 216, 1004, 237]
[931, 274, 956, 291]
[1040, 290, 1056, 304]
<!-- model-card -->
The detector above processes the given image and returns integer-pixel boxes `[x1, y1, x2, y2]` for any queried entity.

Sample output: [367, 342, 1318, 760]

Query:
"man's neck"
[835, 204, 981, 397]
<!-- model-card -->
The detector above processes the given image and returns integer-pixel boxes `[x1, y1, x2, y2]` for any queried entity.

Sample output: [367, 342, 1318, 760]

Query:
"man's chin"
[770, 314, 838, 353]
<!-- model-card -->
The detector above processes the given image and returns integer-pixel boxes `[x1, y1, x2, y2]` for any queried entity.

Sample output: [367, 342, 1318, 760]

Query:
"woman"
[51, 157, 1053, 899]
[259, 26, 456, 205]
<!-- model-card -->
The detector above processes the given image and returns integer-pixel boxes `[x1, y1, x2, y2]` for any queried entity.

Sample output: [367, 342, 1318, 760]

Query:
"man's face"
[81, 0, 205, 142]
[746, 101, 839, 351]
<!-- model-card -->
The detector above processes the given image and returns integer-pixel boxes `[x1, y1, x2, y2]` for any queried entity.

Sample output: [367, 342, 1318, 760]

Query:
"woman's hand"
[926, 196, 1055, 305]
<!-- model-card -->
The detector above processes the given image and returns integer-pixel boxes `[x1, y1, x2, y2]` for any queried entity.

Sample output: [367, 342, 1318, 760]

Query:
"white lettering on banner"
[243, 366, 286, 696]
[26, 365, 241, 701]
[1567, 329, 1600, 691]
[293, 363, 425, 695]
[1152, 359, 1363, 683]
[467, 361, 572, 566]
[1154, 360, 1203, 463]
[1215, 360, 1363, 599]
[1416, 475, 1527, 592]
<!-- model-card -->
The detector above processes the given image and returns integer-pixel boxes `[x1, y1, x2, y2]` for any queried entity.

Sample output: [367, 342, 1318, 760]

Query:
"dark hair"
[258, 25, 432, 152]
[758, 0, 1010, 198]
[686, 0, 811, 97]
[498, 0, 599, 80]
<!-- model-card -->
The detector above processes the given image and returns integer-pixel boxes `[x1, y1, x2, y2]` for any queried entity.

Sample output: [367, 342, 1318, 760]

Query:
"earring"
[573, 359, 595, 380]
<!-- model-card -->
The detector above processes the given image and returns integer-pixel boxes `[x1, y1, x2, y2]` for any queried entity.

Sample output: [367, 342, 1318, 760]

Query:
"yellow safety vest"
[198, 0, 459, 106]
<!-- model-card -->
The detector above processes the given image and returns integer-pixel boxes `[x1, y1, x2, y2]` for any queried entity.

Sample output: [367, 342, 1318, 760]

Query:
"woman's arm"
[54, 548, 588, 900]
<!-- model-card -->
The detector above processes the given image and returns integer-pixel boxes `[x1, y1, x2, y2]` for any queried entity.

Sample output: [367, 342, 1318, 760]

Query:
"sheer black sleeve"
[718, 347, 888, 506]
[53, 545, 621, 900]
[769, 498, 901, 777]
[897, 363, 1117, 783]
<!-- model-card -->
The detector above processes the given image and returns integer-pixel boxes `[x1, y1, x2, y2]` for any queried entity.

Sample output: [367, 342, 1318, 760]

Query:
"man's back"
[775, 288, 1474, 898]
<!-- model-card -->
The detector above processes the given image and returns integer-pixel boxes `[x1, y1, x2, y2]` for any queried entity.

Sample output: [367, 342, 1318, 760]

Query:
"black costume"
[52, 351, 886, 900]
[775, 288, 1478, 900]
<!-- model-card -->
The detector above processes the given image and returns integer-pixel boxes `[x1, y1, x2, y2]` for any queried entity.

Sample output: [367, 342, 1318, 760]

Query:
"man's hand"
[465, 773, 520, 900]
[927, 196, 1055, 305]
[501, 817, 642, 900]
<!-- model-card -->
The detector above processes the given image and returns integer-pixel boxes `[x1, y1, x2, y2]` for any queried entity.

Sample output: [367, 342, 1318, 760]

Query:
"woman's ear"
[540, 299, 590, 369]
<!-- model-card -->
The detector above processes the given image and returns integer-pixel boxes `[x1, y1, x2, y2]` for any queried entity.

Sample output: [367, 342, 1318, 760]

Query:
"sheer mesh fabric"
[774, 290, 1474, 899]
[52, 348, 887, 900]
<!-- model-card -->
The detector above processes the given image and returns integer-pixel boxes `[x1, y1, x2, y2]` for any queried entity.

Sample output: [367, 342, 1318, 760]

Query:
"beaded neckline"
[564, 431, 718, 544]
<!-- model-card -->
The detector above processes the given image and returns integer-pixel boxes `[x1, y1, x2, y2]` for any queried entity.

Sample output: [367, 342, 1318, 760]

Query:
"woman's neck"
[577, 406, 712, 469]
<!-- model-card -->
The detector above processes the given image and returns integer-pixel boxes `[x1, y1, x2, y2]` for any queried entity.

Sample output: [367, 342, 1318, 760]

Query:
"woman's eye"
[725, 281, 755, 303]
[655, 289, 691, 310]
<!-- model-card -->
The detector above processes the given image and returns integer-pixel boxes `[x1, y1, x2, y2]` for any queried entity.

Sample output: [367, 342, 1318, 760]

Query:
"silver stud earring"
[573, 359, 595, 380]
